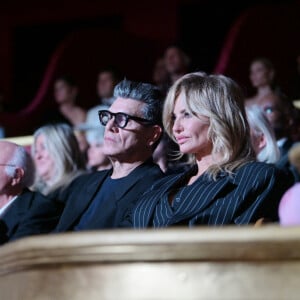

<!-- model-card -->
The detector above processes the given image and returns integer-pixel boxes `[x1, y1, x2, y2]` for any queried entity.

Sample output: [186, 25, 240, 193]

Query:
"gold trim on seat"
[0, 226, 300, 299]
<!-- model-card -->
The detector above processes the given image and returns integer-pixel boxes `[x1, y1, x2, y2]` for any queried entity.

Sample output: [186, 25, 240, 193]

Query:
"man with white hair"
[0, 141, 63, 244]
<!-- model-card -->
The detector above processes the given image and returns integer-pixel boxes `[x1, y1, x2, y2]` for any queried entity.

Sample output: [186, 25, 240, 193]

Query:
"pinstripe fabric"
[132, 161, 292, 228]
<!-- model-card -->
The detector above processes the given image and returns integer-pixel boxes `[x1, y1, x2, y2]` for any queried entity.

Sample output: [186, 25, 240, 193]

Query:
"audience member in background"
[246, 68, 300, 181]
[74, 67, 122, 152]
[73, 127, 89, 156]
[31, 123, 86, 197]
[53, 75, 87, 126]
[245, 58, 300, 181]
[152, 133, 172, 173]
[164, 45, 190, 84]
[152, 50, 193, 173]
[96, 67, 121, 106]
[10, 79, 165, 240]
[245, 57, 282, 107]
[246, 105, 280, 164]
[131, 73, 293, 228]
[0, 141, 63, 244]
[76, 105, 112, 171]
[152, 57, 170, 97]
[87, 139, 112, 172]
[279, 143, 300, 225]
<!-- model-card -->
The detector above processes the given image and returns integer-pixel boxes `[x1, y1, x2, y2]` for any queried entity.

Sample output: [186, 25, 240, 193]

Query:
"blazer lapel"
[1, 189, 33, 236]
[57, 170, 110, 230]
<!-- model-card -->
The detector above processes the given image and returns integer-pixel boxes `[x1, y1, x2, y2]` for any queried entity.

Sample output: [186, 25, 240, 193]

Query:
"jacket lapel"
[57, 170, 110, 230]
[1, 189, 33, 235]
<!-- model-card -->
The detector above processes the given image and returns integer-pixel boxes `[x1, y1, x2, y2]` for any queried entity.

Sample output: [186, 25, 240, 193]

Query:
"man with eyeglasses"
[11, 79, 165, 238]
[0, 141, 63, 244]
[56, 78, 165, 231]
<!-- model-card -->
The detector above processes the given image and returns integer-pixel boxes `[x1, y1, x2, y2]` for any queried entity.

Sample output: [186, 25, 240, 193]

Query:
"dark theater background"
[0, 0, 299, 136]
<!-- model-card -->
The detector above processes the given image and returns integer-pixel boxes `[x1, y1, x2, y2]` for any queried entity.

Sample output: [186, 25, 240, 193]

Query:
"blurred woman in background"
[245, 57, 282, 107]
[31, 123, 86, 197]
[246, 105, 280, 164]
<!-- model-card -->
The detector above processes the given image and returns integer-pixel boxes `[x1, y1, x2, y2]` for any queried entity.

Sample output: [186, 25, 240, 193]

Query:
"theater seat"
[0, 226, 300, 299]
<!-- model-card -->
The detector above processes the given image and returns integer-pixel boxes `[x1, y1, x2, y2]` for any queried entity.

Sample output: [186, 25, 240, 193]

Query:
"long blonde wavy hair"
[163, 72, 255, 179]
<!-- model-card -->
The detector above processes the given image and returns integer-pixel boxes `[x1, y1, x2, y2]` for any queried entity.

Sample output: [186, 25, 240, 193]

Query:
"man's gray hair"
[114, 78, 164, 127]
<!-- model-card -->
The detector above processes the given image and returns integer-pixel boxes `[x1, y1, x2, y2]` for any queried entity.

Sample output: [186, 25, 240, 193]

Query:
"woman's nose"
[173, 118, 182, 133]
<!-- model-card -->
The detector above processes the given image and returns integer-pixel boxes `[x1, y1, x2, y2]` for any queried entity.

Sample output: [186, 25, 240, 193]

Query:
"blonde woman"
[132, 73, 292, 227]
[31, 123, 86, 197]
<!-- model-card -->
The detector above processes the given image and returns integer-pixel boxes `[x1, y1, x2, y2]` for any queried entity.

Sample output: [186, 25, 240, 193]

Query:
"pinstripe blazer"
[132, 161, 293, 228]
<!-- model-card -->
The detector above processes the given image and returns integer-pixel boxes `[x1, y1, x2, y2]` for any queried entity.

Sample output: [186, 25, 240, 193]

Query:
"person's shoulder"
[132, 163, 165, 187]
[20, 189, 62, 211]
[234, 161, 279, 179]
[236, 161, 294, 186]
[230, 162, 287, 195]
[137, 160, 164, 175]
[237, 161, 277, 171]
[20, 188, 49, 202]
[60, 170, 110, 196]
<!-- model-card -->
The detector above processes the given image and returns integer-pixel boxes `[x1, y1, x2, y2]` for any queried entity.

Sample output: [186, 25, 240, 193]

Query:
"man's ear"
[257, 134, 267, 152]
[148, 125, 163, 147]
[11, 167, 24, 186]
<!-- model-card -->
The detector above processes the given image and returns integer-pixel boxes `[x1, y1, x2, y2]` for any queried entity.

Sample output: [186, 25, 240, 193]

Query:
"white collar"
[277, 137, 288, 148]
[0, 196, 18, 217]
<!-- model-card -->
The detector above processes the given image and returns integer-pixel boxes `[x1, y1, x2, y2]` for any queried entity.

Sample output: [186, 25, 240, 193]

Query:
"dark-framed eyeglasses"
[98, 110, 154, 129]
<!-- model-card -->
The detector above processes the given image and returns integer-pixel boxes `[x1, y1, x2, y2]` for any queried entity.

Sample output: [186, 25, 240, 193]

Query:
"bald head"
[0, 141, 35, 188]
[0, 141, 18, 163]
